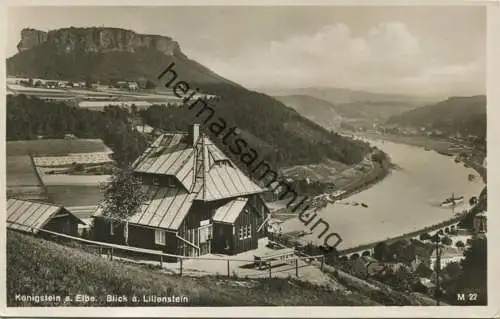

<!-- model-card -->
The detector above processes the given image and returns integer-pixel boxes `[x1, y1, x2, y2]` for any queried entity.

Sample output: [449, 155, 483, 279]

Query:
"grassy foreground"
[7, 231, 380, 306]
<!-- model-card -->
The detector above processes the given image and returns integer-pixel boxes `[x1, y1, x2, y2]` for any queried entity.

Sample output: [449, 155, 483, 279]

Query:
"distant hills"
[6, 27, 372, 169]
[268, 88, 430, 123]
[274, 94, 342, 130]
[386, 95, 486, 138]
[260, 87, 432, 105]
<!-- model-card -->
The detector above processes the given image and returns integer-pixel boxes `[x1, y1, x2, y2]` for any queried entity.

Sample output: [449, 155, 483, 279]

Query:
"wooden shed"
[7, 198, 85, 237]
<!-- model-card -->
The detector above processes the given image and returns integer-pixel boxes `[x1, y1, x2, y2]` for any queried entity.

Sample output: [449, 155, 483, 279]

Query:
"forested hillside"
[141, 84, 372, 170]
[386, 95, 486, 140]
[6, 95, 147, 166]
[7, 26, 372, 173]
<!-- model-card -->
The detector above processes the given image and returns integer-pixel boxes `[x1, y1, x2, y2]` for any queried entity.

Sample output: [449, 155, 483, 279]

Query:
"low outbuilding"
[7, 198, 85, 237]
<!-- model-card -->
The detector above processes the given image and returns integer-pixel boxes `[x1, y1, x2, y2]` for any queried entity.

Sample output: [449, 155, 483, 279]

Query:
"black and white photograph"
[1, 1, 497, 317]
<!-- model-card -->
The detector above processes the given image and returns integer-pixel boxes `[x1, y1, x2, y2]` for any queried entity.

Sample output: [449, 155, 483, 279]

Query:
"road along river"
[281, 138, 485, 251]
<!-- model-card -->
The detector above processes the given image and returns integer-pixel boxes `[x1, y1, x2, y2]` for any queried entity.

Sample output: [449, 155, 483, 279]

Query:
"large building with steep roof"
[93, 124, 270, 257]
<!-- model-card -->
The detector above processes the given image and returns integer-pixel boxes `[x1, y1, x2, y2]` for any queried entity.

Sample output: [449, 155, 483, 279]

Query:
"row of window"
[136, 175, 176, 187]
[154, 227, 213, 246]
[113, 223, 252, 245]
[239, 224, 252, 240]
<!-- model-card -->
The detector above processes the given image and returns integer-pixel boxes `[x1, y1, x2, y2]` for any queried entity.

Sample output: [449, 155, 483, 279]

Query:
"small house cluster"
[109, 81, 139, 90]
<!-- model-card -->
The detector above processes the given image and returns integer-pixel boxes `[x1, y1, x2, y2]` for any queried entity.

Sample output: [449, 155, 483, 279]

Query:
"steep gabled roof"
[93, 185, 197, 230]
[96, 128, 264, 231]
[132, 132, 262, 201]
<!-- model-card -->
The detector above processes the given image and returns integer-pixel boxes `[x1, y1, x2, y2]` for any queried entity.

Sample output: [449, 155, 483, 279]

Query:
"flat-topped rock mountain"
[8, 27, 232, 84]
[16, 27, 180, 56]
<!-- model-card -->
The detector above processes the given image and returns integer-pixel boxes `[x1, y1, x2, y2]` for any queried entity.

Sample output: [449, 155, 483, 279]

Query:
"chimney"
[191, 124, 200, 147]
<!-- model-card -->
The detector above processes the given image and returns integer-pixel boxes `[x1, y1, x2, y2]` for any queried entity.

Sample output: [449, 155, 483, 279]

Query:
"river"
[281, 138, 485, 250]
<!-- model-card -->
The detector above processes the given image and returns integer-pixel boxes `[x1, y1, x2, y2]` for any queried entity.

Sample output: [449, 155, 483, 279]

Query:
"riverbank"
[358, 132, 486, 182]
[280, 138, 485, 251]
[271, 150, 392, 222]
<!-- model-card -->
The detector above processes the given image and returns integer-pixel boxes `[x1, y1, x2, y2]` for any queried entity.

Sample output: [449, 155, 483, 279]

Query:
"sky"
[7, 6, 486, 97]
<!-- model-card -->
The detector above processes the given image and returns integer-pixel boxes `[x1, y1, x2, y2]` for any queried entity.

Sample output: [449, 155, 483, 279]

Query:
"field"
[33, 152, 113, 167]
[6, 155, 42, 186]
[6, 231, 378, 306]
[46, 185, 105, 207]
[7, 139, 112, 156]
[6, 186, 48, 202]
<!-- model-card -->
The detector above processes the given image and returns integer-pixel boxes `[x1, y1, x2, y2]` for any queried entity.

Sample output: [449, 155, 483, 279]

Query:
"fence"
[7, 220, 325, 280]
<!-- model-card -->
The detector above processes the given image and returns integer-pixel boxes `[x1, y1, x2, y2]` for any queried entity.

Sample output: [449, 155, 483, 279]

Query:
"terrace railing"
[7, 220, 325, 279]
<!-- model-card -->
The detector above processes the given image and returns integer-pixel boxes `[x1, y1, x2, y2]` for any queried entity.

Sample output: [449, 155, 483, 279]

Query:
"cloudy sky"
[7, 6, 486, 97]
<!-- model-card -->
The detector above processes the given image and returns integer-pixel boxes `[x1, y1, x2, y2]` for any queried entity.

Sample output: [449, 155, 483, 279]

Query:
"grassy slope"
[7, 231, 379, 306]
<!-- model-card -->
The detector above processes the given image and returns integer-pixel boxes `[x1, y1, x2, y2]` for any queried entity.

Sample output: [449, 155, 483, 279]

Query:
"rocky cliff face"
[17, 28, 48, 52]
[16, 27, 181, 56]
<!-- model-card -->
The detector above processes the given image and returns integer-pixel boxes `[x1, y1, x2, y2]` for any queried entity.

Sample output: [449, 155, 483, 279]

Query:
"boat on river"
[441, 193, 464, 207]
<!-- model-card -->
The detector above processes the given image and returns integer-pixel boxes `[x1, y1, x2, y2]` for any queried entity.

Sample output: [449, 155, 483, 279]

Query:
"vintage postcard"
[1, 0, 498, 317]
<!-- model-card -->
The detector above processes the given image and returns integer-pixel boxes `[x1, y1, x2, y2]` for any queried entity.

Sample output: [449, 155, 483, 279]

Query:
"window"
[152, 175, 160, 186]
[239, 225, 252, 240]
[136, 175, 143, 185]
[167, 177, 176, 187]
[155, 229, 166, 245]
[199, 220, 212, 243]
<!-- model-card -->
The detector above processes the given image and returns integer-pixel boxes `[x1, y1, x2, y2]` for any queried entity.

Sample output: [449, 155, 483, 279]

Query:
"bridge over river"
[337, 214, 465, 260]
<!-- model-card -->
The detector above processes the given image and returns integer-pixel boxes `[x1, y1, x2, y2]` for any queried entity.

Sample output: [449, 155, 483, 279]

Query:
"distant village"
[7, 76, 218, 112]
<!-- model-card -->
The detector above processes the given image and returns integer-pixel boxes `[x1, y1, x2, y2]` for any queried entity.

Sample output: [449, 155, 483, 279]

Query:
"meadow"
[46, 185, 105, 207]
[6, 155, 42, 186]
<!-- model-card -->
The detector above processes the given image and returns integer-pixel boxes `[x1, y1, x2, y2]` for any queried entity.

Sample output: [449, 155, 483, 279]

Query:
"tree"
[420, 232, 431, 241]
[441, 236, 452, 246]
[100, 168, 147, 244]
[382, 266, 417, 292]
[85, 76, 93, 89]
[145, 80, 156, 89]
[441, 261, 462, 296]
[73, 162, 84, 172]
[130, 104, 138, 116]
[455, 240, 465, 248]
[374, 241, 392, 261]
[469, 196, 478, 206]
[443, 261, 462, 279]
[449, 238, 487, 305]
